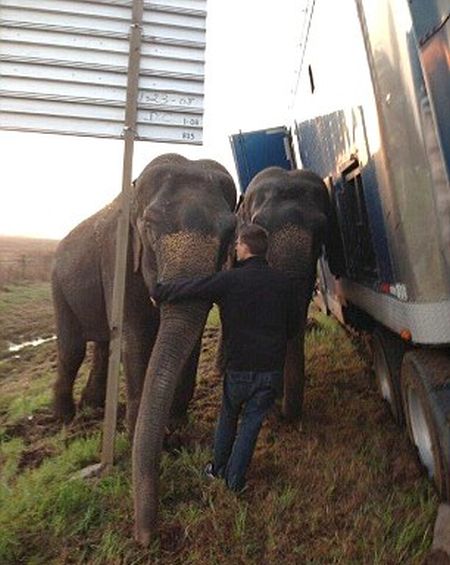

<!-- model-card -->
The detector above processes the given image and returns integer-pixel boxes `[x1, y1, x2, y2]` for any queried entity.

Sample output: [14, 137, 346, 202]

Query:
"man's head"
[235, 224, 268, 261]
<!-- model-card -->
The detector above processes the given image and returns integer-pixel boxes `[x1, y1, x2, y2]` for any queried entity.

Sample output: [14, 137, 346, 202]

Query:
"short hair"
[238, 224, 268, 256]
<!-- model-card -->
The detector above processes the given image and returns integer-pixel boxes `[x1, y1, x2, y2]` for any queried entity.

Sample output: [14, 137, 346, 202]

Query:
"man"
[153, 224, 299, 492]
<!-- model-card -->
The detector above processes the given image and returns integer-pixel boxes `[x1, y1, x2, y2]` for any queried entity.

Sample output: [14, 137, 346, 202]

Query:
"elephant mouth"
[156, 231, 220, 281]
[267, 225, 314, 279]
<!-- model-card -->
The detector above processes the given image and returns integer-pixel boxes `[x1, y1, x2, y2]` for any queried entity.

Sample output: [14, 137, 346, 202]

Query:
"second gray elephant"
[239, 166, 330, 420]
[51, 153, 236, 544]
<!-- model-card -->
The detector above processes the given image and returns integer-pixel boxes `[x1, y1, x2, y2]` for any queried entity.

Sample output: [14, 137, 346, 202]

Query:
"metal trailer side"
[292, 0, 450, 498]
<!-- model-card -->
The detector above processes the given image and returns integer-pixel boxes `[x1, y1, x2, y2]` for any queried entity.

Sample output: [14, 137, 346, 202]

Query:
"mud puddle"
[7, 335, 56, 354]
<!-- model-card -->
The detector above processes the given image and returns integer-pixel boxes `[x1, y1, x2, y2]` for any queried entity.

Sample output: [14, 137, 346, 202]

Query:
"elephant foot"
[162, 413, 189, 452]
[79, 389, 106, 411]
[281, 399, 303, 423]
[167, 412, 188, 433]
[53, 394, 76, 424]
[134, 526, 153, 547]
[281, 411, 302, 424]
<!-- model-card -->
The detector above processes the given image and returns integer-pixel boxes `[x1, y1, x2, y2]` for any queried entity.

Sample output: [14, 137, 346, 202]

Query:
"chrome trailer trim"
[341, 280, 450, 345]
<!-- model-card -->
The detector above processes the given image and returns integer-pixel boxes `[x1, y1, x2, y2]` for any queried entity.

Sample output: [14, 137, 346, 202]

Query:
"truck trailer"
[231, 0, 450, 499]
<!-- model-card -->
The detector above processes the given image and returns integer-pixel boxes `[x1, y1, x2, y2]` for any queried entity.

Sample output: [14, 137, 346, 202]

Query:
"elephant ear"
[237, 196, 250, 224]
[130, 181, 142, 274]
[218, 173, 237, 211]
[132, 221, 143, 274]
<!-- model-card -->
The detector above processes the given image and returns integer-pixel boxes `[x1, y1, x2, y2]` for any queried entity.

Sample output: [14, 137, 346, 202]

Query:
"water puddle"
[8, 335, 56, 353]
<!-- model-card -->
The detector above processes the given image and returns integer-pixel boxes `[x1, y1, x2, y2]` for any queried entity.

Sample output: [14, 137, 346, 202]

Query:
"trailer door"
[230, 126, 296, 193]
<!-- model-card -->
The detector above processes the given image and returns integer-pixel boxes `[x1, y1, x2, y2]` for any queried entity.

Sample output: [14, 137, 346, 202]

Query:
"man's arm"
[153, 271, 229, 304]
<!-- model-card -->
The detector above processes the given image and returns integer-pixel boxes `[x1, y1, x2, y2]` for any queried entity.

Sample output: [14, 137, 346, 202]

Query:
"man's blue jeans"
[213, 370, 282, 491]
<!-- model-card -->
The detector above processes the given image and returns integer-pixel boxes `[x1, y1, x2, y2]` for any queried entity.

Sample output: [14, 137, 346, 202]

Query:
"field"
[0, 275, 439, 564]
[0, 235, 58, 287]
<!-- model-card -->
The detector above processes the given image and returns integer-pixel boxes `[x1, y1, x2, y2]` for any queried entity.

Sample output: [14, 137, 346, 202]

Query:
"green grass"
[0, 282, 51, 309]
[0, 341, 56, 424]
[0, 282, 54, 355]
[0, 433, 130, 564]
[0, 437, 25, 484]
[0, 286, 439, 563]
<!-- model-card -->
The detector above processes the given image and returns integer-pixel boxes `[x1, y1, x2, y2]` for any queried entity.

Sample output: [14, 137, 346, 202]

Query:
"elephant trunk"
[267, 225, 315, 420]
[269, 225, 321, 315]
[132, 299, 209, 545]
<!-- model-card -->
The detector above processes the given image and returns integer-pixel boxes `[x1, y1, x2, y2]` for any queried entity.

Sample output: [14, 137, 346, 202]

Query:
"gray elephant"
[239, 166, 330, 420]
[51, 153, 236, 544]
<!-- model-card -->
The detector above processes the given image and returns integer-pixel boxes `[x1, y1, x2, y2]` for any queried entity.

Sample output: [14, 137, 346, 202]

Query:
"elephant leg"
[168, 338, 202, 430]
[79, 341, 109, 410]
[53, 292, 87, 423]
[282, 332, 305, 421]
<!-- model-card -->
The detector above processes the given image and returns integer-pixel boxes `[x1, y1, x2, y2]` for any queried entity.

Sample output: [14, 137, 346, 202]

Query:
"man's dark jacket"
[153, 256, 299, 372]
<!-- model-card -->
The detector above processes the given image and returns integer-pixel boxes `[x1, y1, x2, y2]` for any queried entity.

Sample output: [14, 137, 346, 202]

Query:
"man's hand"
[150, 296, 158, 308]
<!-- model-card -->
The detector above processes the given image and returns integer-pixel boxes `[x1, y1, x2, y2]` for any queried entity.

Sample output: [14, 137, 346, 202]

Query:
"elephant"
[51, 153, 237, 544]
[239, 166, 330, 420]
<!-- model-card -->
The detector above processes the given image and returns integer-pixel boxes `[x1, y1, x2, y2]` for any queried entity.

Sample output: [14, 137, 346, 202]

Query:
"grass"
[0, 433, 131, 563]
[0, 340, 56, 425]
[0, 283, 439, 563]
[0, 282, 55, 355]
[0, 235, 57, 288]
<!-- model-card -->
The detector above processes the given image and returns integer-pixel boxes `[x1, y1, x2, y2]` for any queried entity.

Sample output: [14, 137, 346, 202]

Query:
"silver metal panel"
[357, 0, 450, 301]
[0, 0, 206, 143]
[341, 279, 450, 345]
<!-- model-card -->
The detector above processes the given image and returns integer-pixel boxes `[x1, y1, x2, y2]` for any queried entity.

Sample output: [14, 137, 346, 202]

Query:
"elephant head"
[129, 154, 236, 544]
[240, 167, 330, 419]
[241, 167, 329, 290]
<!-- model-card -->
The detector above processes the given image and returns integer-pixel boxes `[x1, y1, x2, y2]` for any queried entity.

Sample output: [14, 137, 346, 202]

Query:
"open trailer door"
[230, 126, 296, 193]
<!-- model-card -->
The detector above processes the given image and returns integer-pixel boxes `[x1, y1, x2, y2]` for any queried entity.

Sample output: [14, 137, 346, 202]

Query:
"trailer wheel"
[372, 328, 405, 425]
[401, 350, 450, 500]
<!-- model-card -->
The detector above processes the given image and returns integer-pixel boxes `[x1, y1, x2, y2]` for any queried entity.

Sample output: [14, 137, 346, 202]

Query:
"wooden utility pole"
[101, 0, 144, 468]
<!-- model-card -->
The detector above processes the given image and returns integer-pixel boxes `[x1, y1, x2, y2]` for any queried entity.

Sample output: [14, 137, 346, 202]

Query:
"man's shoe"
[204, 462, 216, 480]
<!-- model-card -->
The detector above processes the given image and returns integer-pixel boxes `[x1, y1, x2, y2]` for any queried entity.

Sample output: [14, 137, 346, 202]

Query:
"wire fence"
[0, 254, 54, 286]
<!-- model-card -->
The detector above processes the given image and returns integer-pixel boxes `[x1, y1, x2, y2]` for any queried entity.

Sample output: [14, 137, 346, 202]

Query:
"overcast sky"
[0, 0, 307, 239]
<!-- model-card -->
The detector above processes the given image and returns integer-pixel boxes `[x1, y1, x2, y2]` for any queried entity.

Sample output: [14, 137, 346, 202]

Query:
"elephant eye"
[138, 218, 156, 244]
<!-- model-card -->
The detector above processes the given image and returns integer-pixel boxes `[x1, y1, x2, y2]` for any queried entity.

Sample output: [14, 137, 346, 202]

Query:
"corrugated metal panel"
[0, 0, 206, 143]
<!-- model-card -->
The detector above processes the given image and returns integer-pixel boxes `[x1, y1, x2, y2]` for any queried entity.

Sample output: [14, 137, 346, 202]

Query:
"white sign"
[0, 0, 206, 144]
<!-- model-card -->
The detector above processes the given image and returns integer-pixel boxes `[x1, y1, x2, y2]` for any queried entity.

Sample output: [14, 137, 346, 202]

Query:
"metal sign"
[0, 0, 206, 144]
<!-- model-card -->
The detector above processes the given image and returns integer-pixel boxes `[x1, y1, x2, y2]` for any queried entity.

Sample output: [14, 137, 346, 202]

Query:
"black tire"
[401, 350, 450, 500]
[371, 327, 405, 425]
